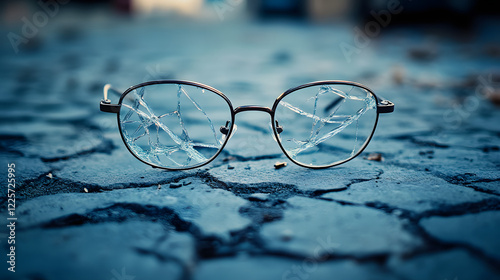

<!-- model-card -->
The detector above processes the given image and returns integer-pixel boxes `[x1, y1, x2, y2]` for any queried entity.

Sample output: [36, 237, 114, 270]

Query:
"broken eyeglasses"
[100, 80, 394, 170]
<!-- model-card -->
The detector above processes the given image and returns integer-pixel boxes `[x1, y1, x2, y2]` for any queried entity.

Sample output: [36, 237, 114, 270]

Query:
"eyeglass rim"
[116, 80, 236, 171]
[270, 80, 380, 169]
[114, 79, 382, 170]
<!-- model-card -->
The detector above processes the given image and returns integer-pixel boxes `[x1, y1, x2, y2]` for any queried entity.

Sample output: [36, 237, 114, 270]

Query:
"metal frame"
[272, 80, 383, 169]
[100, 80, 394, 170]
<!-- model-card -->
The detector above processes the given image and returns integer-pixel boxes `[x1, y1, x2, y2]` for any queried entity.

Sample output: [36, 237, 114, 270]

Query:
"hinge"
[100, 100, 121, 113]
[377, 100, 394, 114]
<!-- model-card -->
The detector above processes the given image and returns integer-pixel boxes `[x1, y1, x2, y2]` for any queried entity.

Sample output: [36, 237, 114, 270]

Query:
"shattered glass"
[275, 84, 377, 167]
[117, 82, 378, 169]
[119, 84, 231, 169]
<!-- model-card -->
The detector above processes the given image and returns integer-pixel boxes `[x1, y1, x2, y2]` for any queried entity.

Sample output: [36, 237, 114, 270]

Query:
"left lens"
[118, 82, 233, 169]
[273, 83, 378, 168]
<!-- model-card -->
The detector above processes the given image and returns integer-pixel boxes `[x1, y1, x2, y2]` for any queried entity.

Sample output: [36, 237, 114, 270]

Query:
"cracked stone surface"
[209, 158, 380, 191]
[323, 165, 495, 213]
[195, 256, 398, 280]
[260, 196, 420, 256]
[388, 249, 499, 280]
[16, 178, 251, 239]
[5, 222, 187, 280]
[420, 211, 500, 261]
[1, 8, 500, 280]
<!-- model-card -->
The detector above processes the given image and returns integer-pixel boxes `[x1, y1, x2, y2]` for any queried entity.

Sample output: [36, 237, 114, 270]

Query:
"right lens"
[273, 83, 378, 168]
[118, 82, 233, 169]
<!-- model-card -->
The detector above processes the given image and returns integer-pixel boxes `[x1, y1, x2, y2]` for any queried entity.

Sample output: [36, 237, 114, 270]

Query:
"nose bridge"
[234, 105, 273, 115]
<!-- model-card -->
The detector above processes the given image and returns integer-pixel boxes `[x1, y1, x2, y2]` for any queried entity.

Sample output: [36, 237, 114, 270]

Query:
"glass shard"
[120, 84, 223, 168]
[278, 85, 376, 159]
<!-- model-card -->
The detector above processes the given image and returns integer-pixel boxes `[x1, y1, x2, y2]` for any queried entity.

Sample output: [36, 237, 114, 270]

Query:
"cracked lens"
[119, 84, 231, 169]
[275, 84, 377, 167]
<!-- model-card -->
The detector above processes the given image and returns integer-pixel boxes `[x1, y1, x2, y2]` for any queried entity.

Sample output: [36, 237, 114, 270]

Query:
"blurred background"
[1, 0, 499, 156]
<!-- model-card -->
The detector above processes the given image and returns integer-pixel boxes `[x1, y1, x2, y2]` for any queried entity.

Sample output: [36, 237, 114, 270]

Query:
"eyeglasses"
[100, 80, 394, 170]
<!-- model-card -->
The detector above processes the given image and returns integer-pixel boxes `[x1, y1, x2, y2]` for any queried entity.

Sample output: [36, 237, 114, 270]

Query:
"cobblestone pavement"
[0, 10, 499, 280]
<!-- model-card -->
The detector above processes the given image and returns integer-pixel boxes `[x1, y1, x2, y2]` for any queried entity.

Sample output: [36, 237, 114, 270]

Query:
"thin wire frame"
[101, 80, 393, 170]
[116, 80, 236, 171]
[271, 81, 380, 169]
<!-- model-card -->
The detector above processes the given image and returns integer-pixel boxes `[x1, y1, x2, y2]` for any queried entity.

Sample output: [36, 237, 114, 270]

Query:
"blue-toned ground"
[0, 10, 499, 280]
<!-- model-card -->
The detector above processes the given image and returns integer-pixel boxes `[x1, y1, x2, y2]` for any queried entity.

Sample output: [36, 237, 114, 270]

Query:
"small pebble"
[46, 173, 53, 179]
[169, 183, 183, 188]
[367, 153, 383, 161]
[83, 188, 88, 193]
[227, 165, 235, 170]
[274, 162, 287, 169]
[157, 184, 162, 190]
[419, 150, 434, 156]
[248, 193, 270, 202]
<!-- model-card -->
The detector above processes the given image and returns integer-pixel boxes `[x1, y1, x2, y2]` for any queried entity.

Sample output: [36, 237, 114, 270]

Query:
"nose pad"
[220, 121, 237, 142]
[269, 120, 283, 143]
[275, 120, 283, 134]
[220, 121, 230, 135]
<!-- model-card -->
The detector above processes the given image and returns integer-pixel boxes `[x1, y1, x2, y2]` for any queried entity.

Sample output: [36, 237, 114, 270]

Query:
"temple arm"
[376, 97, 394, 114]
[100, 84, 122, 113]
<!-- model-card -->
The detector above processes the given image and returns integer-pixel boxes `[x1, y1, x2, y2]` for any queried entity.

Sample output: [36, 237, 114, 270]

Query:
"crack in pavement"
[4, 153, 499, 279]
